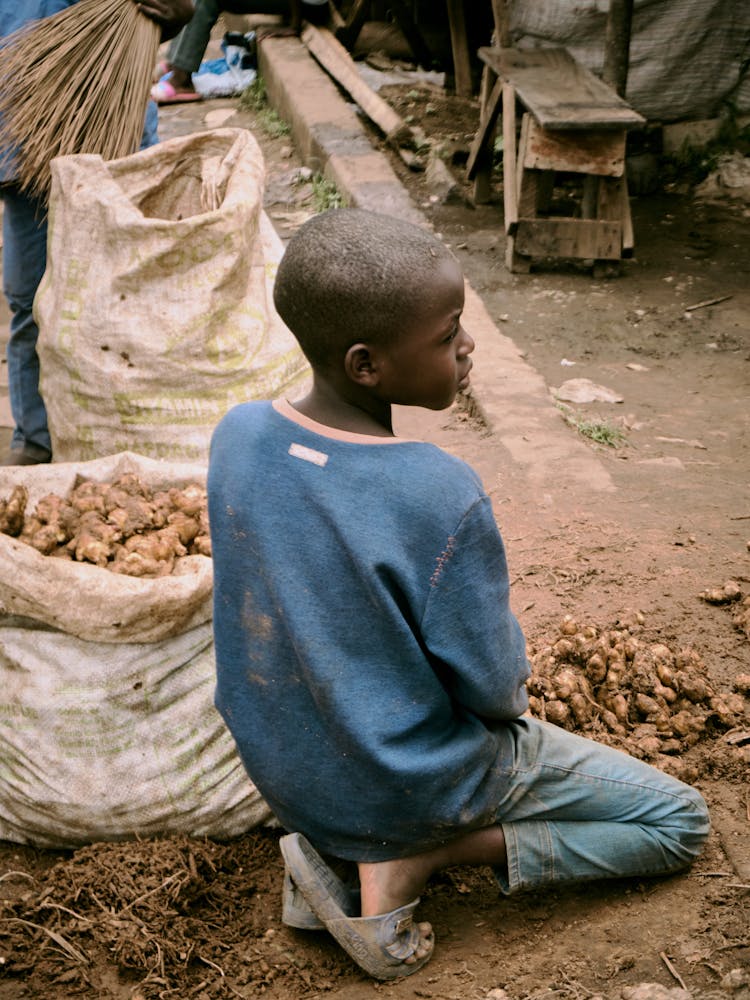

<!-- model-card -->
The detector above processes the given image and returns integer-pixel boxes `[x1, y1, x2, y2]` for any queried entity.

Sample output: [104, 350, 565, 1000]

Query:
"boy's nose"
[459, 328, 475, 355]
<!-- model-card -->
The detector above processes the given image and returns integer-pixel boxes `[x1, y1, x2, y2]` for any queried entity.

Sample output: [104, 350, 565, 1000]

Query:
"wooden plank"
[502, 83, 518, 233]
[471, 62, 497, 202]
[466, 76, 502, 181]
[621, 176, 634, 254]
[515, 218, 622, 260]
[289, 0, 303, 33]
[597, 174, 634, 255]
[523, 118, 626, 176]
[446, 0, 473, 99]
[478, 46, 645, 130]
[603, 0, 634, 97]
[490, 0, 510, 47]
[301, 24, 412, 143]
[505, 235, 531, 273]
[516, 113, 536, 221]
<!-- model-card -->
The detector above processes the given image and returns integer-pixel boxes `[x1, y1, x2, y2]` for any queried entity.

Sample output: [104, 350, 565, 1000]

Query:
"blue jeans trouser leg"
[493, 719, 710, 893]
[0, 184, 51, 455]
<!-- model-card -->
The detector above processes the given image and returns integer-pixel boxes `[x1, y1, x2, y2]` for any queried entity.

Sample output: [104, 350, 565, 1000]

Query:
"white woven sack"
[36, 127, 309, 464]
[0, 453, 272, 846]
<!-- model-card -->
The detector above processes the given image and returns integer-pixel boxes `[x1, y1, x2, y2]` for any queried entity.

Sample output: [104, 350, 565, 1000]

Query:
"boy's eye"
[444, 325, 459, 343]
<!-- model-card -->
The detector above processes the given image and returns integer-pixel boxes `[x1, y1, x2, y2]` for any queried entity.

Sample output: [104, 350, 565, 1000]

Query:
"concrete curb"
[259, 36, 614, 494]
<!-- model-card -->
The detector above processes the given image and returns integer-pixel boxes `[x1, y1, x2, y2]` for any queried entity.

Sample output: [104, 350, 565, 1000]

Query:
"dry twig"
[660, 951, 688, 991]
[1, 916, 90, 965]
[684, 294, 732, 312]
[0, 870, 35, 883]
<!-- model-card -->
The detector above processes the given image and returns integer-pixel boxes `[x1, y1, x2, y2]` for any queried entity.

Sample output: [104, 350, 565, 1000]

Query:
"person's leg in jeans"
[492, 717, 709, 892]
[0, 183, 51, 463]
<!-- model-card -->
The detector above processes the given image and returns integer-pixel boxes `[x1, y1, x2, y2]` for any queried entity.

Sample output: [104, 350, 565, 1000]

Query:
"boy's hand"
[133, 0, 193, 40]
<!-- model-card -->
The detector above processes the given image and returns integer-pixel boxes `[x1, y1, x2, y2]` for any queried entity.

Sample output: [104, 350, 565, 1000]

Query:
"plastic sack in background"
[191, 31, 257, 98]
[35, 128, 309, 465]
[0, 453, 272, 848]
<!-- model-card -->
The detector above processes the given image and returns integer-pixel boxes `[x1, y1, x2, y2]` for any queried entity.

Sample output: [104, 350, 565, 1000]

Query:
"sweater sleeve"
[420, 496, 530, 720]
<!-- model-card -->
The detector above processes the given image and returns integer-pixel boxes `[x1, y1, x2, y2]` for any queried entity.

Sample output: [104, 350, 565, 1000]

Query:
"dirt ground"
[1, 56, 749, 1000]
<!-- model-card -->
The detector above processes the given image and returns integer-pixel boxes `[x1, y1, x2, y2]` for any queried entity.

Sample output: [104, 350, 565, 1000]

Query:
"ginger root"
[0, 475, 211, 576]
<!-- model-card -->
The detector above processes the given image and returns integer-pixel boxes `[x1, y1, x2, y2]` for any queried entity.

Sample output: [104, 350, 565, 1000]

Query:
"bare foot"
[358, 856, 435, 964]
[358, 824, 508, 918]
[168, 67, 194, 93]
[358, 854, 436, 917]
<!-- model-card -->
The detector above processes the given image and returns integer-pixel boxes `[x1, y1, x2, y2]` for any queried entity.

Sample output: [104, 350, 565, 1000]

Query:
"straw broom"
[0, 0, 161, 201]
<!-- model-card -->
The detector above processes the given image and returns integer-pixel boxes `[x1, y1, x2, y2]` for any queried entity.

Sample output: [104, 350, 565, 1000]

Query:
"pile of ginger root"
[0, 473, 210, 577]
[527, 611, 749, 763]
[699, 579, 750, 639]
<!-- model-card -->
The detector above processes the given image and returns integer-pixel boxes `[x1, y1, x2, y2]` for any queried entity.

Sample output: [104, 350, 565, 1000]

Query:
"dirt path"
[1, 58, 748, 1000]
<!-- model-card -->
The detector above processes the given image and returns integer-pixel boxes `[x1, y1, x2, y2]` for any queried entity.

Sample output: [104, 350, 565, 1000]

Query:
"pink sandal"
[150, 74, 202, 105]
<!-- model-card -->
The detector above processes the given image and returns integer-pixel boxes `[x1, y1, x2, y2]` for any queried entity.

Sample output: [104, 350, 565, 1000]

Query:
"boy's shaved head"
[273, 208, 456, 369]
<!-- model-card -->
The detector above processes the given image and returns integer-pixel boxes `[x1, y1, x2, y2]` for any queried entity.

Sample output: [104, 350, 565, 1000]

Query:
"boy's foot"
[150, 69, 201, 105]
[280, 833, 434, 980]
[358, 824, 508, 918]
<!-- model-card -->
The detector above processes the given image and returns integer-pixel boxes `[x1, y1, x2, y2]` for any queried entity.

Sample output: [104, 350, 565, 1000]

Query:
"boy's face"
[374, 256, 474, 411]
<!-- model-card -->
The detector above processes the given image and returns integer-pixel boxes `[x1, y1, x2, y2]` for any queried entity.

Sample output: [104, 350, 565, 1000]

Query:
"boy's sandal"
[279, 832, 434, 981]
[150, 76, 202, 105]
[282, 864, 360, 930]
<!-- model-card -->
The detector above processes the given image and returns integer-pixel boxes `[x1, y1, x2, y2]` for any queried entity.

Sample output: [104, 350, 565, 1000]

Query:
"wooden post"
[490, 0, 510, 47]
[289, 0, 302, 34]
[471, 71, 500, 202]
[445, 0, 473, 98]
[387, 0, 435, 70]
[467, 0, 509, 198]
[502, 83, 517, 234]
[603, 0, 634, 97]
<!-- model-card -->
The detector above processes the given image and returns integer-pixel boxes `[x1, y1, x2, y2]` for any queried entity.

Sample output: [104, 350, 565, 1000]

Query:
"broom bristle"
[0, 0, 161, 200]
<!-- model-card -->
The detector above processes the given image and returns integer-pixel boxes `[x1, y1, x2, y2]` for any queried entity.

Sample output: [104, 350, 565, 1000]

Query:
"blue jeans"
[0, 183, 50, 455]
[0, 102, 159, 456]
[492, 719, 709, 892]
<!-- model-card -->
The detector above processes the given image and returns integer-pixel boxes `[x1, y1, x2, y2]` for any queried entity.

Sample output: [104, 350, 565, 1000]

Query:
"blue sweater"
[209, 399, 530, 861]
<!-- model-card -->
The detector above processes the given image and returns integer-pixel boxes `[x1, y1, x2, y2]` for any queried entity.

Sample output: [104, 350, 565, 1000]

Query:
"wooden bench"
[467, 45, 645, 273]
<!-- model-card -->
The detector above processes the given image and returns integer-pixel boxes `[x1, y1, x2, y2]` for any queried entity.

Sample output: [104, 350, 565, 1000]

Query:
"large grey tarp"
[509, 0, 750, 123]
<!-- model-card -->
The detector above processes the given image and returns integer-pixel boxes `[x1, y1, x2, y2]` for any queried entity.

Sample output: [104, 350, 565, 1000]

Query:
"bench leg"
[504, 111, 532, 272]
[472, 64, 497, 203]
[505, 234, 531, 273]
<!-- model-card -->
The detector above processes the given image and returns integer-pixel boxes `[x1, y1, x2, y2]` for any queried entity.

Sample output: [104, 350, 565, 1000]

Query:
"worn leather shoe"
[1, 446, 52, 466]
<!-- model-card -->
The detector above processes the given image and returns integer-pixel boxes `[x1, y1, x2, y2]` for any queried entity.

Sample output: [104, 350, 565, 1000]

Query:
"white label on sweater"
[289, 442, 329, 467]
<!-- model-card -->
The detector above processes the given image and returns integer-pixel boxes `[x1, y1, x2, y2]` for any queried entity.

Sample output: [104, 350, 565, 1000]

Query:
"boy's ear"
[344, 343, 381, 387]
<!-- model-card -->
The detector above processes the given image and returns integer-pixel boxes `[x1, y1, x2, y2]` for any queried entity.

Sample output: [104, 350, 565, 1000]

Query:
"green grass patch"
[238, 76, 291, 138]
[558, 406, 627, 447]
[238, 76, 266, 112]
[310, 174, 343, 212]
